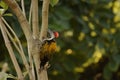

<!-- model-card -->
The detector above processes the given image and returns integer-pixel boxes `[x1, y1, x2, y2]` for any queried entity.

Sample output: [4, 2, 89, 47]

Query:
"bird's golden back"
[40, 41, 57, 60]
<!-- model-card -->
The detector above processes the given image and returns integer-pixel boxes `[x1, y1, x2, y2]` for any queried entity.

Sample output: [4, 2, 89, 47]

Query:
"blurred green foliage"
[0, 0, 120, 80]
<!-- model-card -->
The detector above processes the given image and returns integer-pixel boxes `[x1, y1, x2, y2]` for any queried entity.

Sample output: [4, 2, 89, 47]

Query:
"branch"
[31, 0, 40, 79]
[39, 0, 50, 40]
[27, 2, 36, 80]
[39, 0, 50, 80]
[31, 38, 41, 80]
[40, 70, 48, 80]
[21, 0, 26, 17]
[29, 3, 32, 25]
[32, 0, 39, 39]
[3, 0, 32, 41]
[2, 18, 33, 80]
[3, 1, 34, 80]
[0, 17, 24, 80]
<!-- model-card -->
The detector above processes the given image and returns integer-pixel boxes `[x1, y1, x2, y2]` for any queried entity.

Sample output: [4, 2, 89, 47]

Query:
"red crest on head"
[53, 32, 59, 38]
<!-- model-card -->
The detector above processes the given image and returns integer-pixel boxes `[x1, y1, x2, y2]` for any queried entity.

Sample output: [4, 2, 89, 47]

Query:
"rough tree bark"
[0, 17, 24, 80]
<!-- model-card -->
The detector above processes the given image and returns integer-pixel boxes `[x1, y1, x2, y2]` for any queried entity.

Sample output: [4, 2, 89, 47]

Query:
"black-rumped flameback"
[40, 29, 59, 68]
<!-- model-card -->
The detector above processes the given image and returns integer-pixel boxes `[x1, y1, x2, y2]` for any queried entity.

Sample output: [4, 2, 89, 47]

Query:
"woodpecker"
[40, 29, 59, 68]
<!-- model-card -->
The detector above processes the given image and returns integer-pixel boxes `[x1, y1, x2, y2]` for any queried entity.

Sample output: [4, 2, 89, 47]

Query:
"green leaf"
[103, 65, 112, 80]
[50, 0, 59, 7]
[0, 72, 17, 80]
[113, 54, 120, 64]
[0, 72, 8, 80]
[0, 1, 8, 15]
[0, 1, 8, 10]
[7, 74, 17, 79]
[108, 61, 119, 72]
[0, 9, 4, 15]
[3, 13, 13, 16]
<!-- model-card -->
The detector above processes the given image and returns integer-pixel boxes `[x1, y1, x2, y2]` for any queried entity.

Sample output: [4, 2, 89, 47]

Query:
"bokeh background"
[0, 0, 120, 80]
